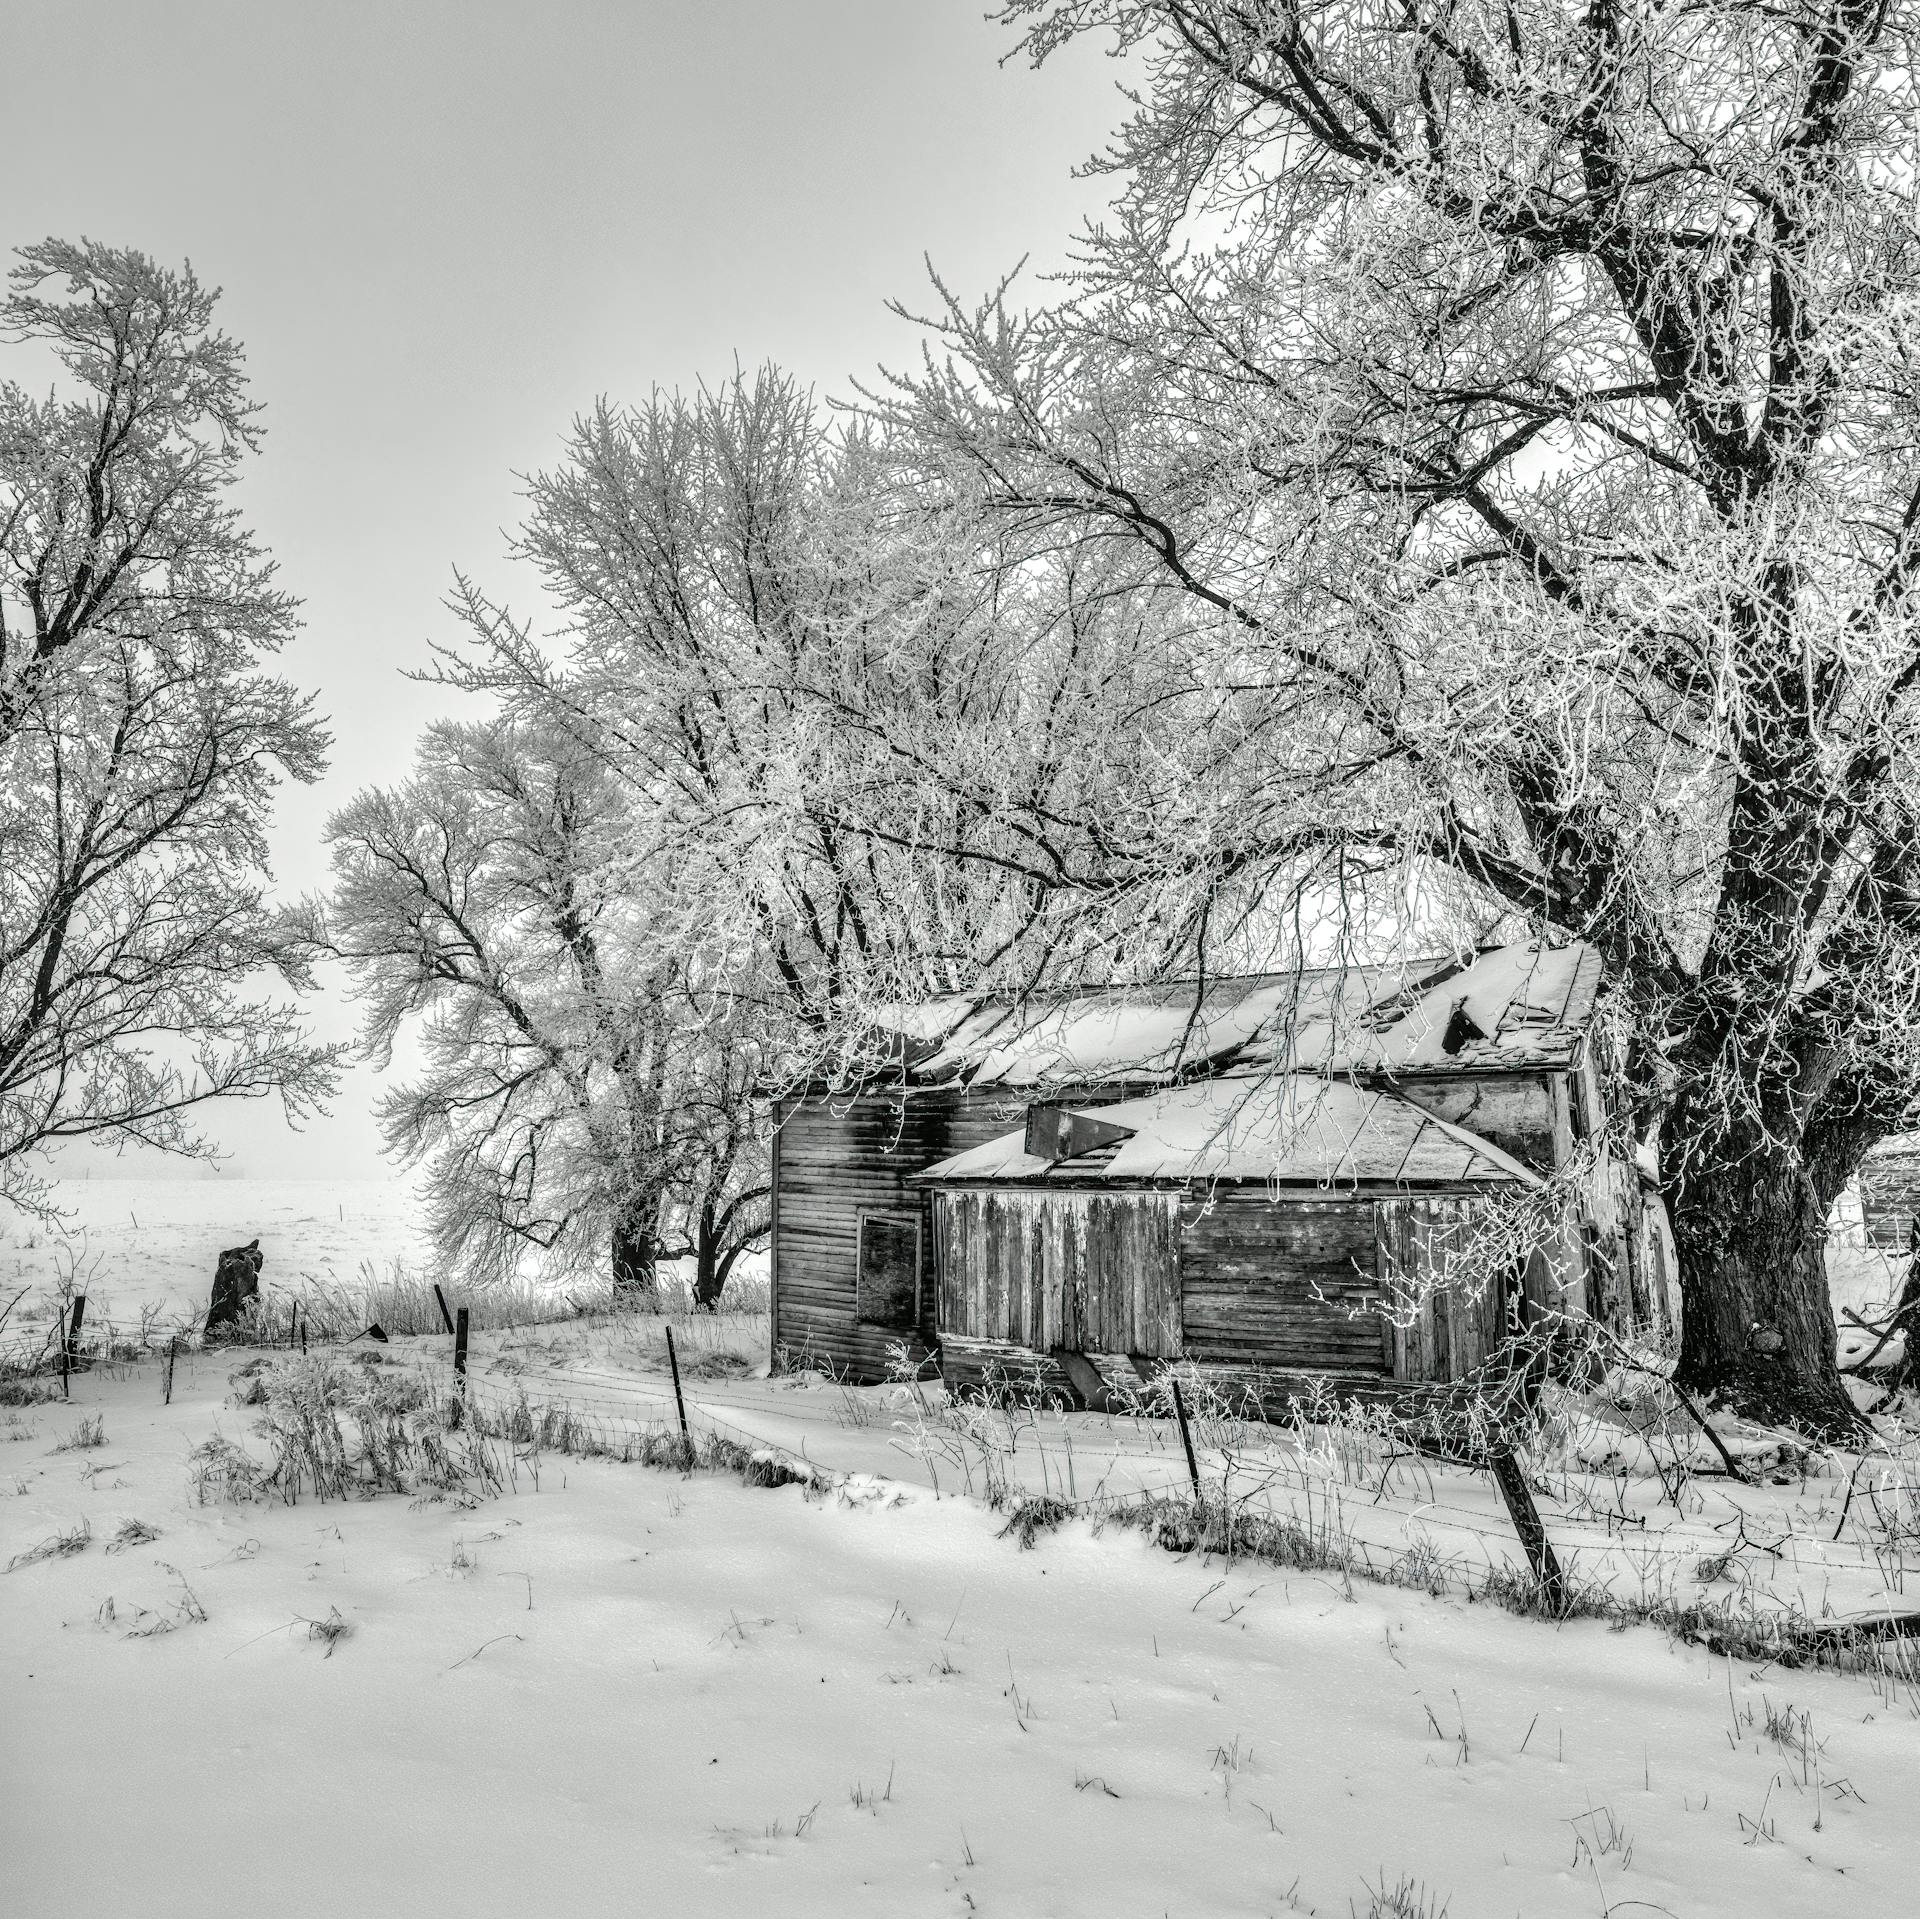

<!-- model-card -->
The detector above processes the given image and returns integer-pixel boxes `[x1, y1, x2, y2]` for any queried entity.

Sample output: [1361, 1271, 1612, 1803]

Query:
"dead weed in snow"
[4, 1516, 91, 1571]
[111, 1564, 209, 1639]
[193, 1355, 502, 1507]
[187, 1434, 272, 1505]
[51, 1414, 106, 1451]
[304, 1606, 352, 1655]
[1354, 1873, 1451, 1919]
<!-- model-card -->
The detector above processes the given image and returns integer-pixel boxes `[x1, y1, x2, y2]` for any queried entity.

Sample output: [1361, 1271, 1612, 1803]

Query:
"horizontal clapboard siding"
[1179, 1196, 1389, 1374]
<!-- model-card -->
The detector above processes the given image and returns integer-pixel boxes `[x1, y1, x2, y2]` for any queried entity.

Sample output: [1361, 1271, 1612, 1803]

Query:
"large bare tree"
[0, 239, 335, 1211]
[871, 0, 1920, 1433]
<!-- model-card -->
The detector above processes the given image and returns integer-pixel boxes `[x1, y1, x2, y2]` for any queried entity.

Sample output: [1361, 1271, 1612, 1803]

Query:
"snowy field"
[4, 1358, 1917, 1919]
[0, 1178, 431, 1338]
[350, 1311, 1913, 1643]
[3, 1183, 1915, 1917]
[0, 1178, 770, 1353]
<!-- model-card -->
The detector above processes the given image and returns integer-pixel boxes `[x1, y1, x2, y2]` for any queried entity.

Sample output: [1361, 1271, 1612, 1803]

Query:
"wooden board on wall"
[934, 1187, 1183, 1357]
[1179, 1195, 1387, 1373]
[1385, 1073, 1561, 1172]
[1374, 1196, 1505, 1383]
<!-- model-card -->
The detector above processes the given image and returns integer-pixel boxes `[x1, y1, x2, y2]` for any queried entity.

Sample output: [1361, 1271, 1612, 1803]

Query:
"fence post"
[665, 1324, 691, 1448]
[449, 1307, 471, 1429]
[1169, 1374, 1202, 1503]
[290, 1302, 300, 1351]
[65, 1292, 88, 1376]
[1489, 1446, 1567, 1617]
[163, 1336, 177, 1407]
[433, 1284, 455, 1335]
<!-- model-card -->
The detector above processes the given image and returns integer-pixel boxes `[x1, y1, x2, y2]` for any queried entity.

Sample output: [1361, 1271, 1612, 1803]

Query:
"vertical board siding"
[1575, 1153, 1679, 1339]
[933, 1188, 1183, 1357]
[1375, 1197, 1506, 1383]
[1179, 1197, 1387, 1373]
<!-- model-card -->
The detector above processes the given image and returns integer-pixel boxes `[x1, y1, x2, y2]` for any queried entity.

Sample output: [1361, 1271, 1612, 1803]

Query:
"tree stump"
[204, 1239, 264, 1336]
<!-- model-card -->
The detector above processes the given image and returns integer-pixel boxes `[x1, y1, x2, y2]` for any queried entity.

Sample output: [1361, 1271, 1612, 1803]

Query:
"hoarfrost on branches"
[0, 239, 336, 1214]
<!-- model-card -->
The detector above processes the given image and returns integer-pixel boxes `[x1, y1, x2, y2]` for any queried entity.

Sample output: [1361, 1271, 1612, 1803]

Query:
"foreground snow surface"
[4, 1364, 1916, 1918]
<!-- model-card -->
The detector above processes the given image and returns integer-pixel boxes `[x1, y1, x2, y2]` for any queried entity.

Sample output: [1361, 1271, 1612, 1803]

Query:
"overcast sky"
[11, 0, 1125, 1182]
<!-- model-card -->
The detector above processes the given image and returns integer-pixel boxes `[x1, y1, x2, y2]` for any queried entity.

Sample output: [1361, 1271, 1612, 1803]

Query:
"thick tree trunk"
[611, 1220, 659, 1300]
[691, 1199, 725, 1311]
[1668, 1138, 1861, 1439]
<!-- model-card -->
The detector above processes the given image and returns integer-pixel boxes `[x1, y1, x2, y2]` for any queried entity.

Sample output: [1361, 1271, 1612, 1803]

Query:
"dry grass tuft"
[998, 1494, 1075, 1549]
[187, 1434, 272, 1505]
[122, 1564, 209, 1638]
[52, 1414, 106, 1451]
[1354, 1873, 1451, 1919]
[5, 1516, 91, 1571]
[305, 1606, 352, 1656]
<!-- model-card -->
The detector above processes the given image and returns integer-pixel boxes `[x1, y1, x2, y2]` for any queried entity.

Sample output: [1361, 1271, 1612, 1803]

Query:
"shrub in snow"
[191, 1356, 503, 1508]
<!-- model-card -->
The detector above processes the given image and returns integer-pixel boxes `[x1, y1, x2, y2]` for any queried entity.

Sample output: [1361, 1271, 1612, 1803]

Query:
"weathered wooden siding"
[1375, 1196, 1507, 1383]
[770, 1091, 1016, 1381]
[1580, 1154, 1676, 1336]
[1860, 1145, 1920, 1254]
[1179, 1196, 1389, 1373]
[933, 1187, 1183, 1356]
[1387, 1072, 1561, 1172]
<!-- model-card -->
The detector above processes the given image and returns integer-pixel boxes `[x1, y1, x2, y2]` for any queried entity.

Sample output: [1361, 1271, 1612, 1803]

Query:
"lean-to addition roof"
[914, 1075, 1542, 1190]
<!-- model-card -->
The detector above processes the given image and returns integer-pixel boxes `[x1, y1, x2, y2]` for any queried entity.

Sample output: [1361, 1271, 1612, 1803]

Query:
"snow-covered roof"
[1309, 940, 1602, 1075]
[893, 941, 1600, 1091]
[914, 1075, 1542, 1189]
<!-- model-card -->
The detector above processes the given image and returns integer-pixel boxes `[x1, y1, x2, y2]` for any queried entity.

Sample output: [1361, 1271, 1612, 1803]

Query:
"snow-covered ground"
[3, 1182, 1914, 1915]
[379, 1312, 1909, 1642]
[4, 1358, 1916, 1919]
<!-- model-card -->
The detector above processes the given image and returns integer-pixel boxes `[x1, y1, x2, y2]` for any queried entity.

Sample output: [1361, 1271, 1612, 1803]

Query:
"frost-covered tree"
[309, 717, 771, 1300]
[872, 0, 1920, 1433]
[435, 369, 959, 1042]
[0, 239, 335, 1212]
[440, 367, 1259, 1056]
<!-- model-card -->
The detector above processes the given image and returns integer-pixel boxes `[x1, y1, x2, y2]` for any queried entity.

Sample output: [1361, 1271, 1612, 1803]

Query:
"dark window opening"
[857, 1213, 922, 1328]
[1440, 996, 1488, 1056]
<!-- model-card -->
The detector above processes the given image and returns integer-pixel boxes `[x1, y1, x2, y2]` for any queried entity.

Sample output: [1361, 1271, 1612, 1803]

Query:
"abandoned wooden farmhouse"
[768, 941, 1677, 1404]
